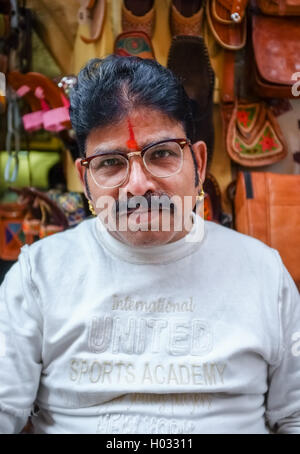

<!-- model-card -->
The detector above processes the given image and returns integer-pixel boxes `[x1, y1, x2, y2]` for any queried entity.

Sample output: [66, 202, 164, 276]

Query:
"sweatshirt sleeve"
[0, 246, 43, 434]
[265, 251, 300, 434]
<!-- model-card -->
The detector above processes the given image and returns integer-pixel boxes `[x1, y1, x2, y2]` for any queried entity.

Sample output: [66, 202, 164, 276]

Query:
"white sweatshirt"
[0, 214, 300, 434]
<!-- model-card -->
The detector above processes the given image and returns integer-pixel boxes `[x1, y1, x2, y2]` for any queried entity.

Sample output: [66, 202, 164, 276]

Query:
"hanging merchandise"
[234, 171, 300, 291]
[0, 198, 28, 260]
[0, 150, 61, 193]
[0, 80, 62, 193]
[78, 0, 107, 44]
[121, 0, 155, 38]
[7, 71, 71, 132]
[206, 0, 248, 50]
[114, 30, 156, 59]
[170, 0, 204, 36]
[221, 51, 288, 166]
[167, 35, 215, 169]
[226, 101, 288, 166]
[46, 189, 87, 227]
[256, 0, 300, 15]
[0, 186, 69, 261]
[251, 13, 300, 98]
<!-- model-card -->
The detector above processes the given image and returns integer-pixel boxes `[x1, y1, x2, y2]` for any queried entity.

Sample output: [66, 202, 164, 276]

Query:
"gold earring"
[196, 178, 205, 201]
[88, 200, 96, 216]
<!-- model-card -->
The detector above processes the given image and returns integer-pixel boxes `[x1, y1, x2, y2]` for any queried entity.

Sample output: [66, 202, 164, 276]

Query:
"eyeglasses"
[80, 138, 191, 189]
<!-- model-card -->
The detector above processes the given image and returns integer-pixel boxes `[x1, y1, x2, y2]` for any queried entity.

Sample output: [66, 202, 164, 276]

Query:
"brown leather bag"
[252, 14, 300, 98]
[235, 171, 300, 291]
[257, 0, 300, 15]
[206, 0, 248, 50]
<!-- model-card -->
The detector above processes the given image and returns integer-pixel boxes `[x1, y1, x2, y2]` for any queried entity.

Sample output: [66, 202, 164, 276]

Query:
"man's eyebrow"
[92, 136, 174, 155]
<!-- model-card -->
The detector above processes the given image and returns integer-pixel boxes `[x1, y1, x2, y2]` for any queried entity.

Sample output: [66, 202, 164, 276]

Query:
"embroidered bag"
[226, 100, 287, 166]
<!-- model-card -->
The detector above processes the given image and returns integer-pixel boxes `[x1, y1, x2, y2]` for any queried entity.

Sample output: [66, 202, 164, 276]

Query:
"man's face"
[75, 107, 207, 247]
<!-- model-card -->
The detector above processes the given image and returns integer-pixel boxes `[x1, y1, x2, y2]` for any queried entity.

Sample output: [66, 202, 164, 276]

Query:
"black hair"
[69, 55, 199, 186]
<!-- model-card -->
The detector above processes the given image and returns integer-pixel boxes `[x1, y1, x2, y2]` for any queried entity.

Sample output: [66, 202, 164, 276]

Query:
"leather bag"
[257, 0, 300, 15]
[252, 14, 300, 98]
[206, 0, 248, 50]
[235, 171, 300, 291]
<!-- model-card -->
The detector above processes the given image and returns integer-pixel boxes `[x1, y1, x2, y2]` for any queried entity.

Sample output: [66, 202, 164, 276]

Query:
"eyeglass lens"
[89, 141, 183, 188]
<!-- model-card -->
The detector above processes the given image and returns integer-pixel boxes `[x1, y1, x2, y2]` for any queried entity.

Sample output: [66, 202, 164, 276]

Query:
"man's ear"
[192, 140, 207, 184]
[75, 158, 88, 199]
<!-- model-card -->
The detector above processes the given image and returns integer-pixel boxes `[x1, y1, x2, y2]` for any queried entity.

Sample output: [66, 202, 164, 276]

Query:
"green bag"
[0, 150, 61, 193]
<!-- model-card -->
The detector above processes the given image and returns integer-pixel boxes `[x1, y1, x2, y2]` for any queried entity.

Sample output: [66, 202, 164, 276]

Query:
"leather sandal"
[7, 71, 41, 112]
[170, 0, 204, 37]
[24, 72, 71, 132]
[78, 0, 106, 44]
[122, 0, 155, 38]
[114, 31, 155, 59]
[7, 71, 71, 132]
[167, 35, 215, 169]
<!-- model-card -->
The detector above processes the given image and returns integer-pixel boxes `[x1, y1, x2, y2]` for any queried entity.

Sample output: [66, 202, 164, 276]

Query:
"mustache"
[115, 191, 176, 215]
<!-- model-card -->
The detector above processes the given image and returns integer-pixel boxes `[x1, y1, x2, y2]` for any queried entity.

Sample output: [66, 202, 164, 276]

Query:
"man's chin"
[110, 228, 182, 247]
[102, 209, 189, 246]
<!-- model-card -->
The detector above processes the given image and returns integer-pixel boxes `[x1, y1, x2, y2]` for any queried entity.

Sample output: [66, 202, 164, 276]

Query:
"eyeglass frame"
[80, 137, 192, 189]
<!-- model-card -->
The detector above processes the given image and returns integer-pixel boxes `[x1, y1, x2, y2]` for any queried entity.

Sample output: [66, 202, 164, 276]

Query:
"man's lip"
[126, 208, 155, 216]
[119, 207, 171, 216]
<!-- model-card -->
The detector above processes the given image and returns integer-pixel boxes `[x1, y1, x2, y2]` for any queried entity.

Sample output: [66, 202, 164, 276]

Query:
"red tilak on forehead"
[126, 118, 138, 150]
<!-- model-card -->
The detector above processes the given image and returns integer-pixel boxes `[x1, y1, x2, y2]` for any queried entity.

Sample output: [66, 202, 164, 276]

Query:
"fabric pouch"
[226, 100, 288, 166]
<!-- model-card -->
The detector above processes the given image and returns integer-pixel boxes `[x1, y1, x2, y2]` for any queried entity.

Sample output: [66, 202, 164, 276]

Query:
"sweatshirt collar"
[93, 212, 205, 264]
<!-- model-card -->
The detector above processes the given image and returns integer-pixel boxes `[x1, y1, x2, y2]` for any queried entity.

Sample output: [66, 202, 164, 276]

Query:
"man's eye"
[151, 149, 172, 159]
[101, 158, 122, 167]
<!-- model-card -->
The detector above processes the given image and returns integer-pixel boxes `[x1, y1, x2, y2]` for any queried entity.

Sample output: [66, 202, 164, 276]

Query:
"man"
[0, 56, 300, 434]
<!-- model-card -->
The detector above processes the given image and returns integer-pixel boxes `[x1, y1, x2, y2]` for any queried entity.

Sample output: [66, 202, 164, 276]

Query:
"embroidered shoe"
[121, 0, 155, 38]
[170, 0, 204, 37]
[114, 31, 155, 60]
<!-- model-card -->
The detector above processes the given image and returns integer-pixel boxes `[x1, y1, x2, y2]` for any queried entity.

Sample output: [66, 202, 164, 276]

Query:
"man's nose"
[123, 157, 156, 196]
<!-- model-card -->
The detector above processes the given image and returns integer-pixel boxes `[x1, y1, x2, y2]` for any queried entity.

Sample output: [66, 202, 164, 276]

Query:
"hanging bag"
[221, 50, 288, 166]
[252, 13, 300, 98]
[257, 0, 300, 15]
[235, 171, 300, 291]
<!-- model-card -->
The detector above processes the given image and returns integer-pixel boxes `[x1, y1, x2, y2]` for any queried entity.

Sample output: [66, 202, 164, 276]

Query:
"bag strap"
[221, 50, 236, 135]
[10, 186, 69, 228]
[26, 187, 69, 228]
[221, 49, 235, 104]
